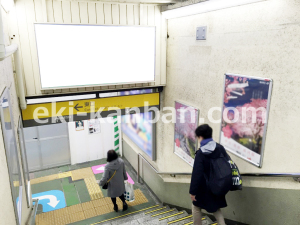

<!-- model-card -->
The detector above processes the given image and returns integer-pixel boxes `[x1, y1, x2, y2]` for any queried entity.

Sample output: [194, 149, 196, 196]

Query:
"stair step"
[145, 206, 169, 215]
[167, 214, 193, 224]
[99, 205, 160, 225]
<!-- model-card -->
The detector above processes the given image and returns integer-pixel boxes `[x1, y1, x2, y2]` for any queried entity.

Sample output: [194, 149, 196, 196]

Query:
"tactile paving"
[81, 201, 94, 211]
[54, 214, 71, 225]
[91, 198, 108, 208]
[35, 189, 149, 225]
[72, 168, 94, 181]
[95, 204, 113, 216]
[69, 211, 85, 223]
[83, 207, 97, 219]
[84, 177, 104, 200]
[53, 207, 69, 218]
[67, 204, 83, 214]
[58, 171, 72, 179]
[31, 174, 59, 185]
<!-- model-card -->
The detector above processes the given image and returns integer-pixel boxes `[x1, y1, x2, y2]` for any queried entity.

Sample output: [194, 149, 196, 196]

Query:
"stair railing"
[137, 153, 191, 183]
[137, 153, 300, 183]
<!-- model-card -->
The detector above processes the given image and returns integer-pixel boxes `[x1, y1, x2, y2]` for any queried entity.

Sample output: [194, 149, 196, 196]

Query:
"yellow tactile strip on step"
[84, 176, 104, 200]
[72, 168, 94, 181]
[35, 189, 149, 225]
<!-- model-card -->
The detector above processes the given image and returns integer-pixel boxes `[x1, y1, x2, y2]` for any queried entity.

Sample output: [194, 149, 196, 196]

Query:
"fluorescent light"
[26, 94, 96, 104]
[1, 0, 14, 12]
[162, 0, 266, 19]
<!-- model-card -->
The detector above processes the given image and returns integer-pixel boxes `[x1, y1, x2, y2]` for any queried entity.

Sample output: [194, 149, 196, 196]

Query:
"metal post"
[137, 154, 140, 183]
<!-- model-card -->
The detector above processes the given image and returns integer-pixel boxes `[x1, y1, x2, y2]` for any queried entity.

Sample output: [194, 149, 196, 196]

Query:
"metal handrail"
[137, 153, 300, 183]
[241, 173, 300, 177]
[26, 199, 39, 225]
[137, 153, 192, 183]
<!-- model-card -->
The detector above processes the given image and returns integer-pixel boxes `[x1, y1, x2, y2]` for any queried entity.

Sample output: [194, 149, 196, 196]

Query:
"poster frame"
[173, 100, 199, 167]
[121, 111, 156, 161]
[219, 73, 273, 168]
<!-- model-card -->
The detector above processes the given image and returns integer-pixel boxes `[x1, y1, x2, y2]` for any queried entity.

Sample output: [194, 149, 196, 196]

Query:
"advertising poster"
[174, 101, 199, 166]
[220, 74, 272, 167]
[88, 119, 101, 134]
[75, 120, 84, 131]
[121, 112, 155, 160]
[119, 89, 152, 96]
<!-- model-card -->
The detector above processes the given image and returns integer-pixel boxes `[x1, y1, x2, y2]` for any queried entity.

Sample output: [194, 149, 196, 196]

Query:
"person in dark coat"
[190, 124, 227, 225]
[100, 150, 128, 212]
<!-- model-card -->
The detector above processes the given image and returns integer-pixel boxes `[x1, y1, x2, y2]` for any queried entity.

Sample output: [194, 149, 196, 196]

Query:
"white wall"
[0, 6, 32, 225]
[68, 118, 121, 164]
[156, 0, 300, 189]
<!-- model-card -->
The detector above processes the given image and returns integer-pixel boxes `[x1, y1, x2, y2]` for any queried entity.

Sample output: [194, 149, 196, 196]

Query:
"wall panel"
[61, 1, 72, 23]
[87, 2, 97, 24]
[79, 2, 89, 24]
[95, 2, 104, 24]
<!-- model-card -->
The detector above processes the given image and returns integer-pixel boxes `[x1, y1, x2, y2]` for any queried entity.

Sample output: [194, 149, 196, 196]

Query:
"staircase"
[93, 205, 216, 225]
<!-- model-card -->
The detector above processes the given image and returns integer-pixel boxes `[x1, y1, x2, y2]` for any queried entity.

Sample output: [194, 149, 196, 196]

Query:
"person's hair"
[107, 150, 119, 162]
[195, 124, 213, 139]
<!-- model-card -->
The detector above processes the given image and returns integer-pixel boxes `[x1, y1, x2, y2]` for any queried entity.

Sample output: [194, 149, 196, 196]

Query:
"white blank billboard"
[34, 24, 156, 89]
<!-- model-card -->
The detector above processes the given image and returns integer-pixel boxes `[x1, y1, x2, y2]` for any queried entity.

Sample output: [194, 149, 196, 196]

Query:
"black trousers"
[111, 194, 126, 206]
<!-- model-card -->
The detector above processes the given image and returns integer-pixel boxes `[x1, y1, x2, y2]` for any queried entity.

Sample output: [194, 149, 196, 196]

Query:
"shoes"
[114, 205, 118, 212]
[123, 203, 128, 212]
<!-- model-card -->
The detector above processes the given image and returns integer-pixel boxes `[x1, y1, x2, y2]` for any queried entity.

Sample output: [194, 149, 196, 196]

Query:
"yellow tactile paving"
[84, 177, 104, 200]
[67, 204, 83, 214]
[36, 189, 149, 225]
[95, 204, 113, 216]
[84, 208, 97, 219]
[69, 211, 85, 223]
[91, 198, 108, 208]
[81, 201, 94, 211]
[31, 174, 59, 185]
[53, 207, 69, 218]
[71, 167, 94, 181]
[58, 171, 72, 179]
[54, 214, 71, 225]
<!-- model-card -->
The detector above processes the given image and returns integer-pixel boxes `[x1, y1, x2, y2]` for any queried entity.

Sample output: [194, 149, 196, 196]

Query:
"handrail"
[26, 199, 39, 225]
[137, 153, 300, 183]
[241, 173, 300, 180]
[137, 153, 192, 183]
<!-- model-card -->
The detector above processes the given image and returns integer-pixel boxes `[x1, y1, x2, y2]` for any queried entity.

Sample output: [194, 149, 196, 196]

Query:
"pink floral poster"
[174, 101, 199, 166]
[220, 74, 272, 167]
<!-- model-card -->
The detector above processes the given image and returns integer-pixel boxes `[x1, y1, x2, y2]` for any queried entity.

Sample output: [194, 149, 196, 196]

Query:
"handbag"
[102, 170, 116, 190]
[124, 181, 135, 202]
[224, 152, 242, 191]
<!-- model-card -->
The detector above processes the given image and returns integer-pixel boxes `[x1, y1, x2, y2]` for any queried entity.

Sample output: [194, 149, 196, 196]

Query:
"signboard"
[220, 73, 272, 167]
[35, 24, 155, 89]
[121, 112, 156, 160]
[22, 93, 159, 127]
[174, 101, 199, 166]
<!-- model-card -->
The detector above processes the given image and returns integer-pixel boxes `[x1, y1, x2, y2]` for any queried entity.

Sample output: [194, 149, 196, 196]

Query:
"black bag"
[102, 170, 116, 190]
[206, 152, 232, 196]
[225, 153, 242, 191]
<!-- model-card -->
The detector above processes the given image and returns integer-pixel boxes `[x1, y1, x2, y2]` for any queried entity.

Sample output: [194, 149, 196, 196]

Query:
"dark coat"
[189, 143, 227, 213]
[100, 158, 128, 198]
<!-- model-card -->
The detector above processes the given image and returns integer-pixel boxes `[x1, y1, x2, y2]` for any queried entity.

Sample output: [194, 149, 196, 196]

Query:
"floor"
[31, 158, 159, 225]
